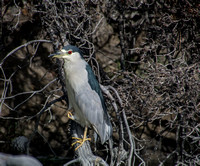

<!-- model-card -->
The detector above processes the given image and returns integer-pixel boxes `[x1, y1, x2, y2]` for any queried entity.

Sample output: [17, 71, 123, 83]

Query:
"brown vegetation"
[0, 0, 200, 165]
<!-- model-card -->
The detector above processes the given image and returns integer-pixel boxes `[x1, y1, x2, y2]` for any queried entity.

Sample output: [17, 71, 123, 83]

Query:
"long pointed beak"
[48, 52, 63, 58]
[48, 53, 56, 57]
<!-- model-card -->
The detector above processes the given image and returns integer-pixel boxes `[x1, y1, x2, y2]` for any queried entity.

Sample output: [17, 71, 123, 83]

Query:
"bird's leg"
[67, 111, 75, 120]
[71, 126, 91, 151]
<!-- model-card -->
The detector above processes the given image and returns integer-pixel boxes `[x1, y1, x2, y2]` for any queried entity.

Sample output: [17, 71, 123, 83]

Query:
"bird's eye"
[68, 51, 72, 54]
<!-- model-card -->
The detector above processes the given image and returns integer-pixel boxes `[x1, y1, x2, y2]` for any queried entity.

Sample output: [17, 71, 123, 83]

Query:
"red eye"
[68, 51, 72, 54]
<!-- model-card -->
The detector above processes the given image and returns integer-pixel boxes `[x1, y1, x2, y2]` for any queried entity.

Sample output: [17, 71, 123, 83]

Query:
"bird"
[49, 45, 112, 150]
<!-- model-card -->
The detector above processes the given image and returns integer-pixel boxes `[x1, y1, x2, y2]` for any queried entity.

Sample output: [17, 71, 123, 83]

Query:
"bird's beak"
[48, 53, 56, 57]
[48, 52, 64, 58]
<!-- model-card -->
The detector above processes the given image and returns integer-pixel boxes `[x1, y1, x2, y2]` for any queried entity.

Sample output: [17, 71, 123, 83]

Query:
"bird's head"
[49, 45, 83, 61]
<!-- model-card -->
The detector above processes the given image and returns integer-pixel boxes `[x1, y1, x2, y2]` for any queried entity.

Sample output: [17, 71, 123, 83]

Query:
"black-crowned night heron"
[50, 45, 112, 150]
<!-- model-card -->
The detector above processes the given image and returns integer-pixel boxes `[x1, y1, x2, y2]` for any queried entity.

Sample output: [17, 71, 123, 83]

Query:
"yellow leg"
[67, 111, 74, 120]
[71, 127, 91, 151]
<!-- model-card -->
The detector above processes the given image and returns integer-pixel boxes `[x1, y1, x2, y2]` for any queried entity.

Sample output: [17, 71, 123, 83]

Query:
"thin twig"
[0, 40, 52, 66]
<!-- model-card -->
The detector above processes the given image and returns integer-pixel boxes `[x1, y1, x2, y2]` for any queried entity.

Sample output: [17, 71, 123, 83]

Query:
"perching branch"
[64, 121, 109, 166]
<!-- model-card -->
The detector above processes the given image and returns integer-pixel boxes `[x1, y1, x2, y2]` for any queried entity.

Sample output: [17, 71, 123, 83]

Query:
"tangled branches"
[1, 0, 200, 165]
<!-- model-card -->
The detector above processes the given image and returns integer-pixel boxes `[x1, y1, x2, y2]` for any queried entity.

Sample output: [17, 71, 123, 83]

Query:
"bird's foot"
[71, 127, 91, 151]
[71, 137, 91, 151]
[67, 111, 75, 120]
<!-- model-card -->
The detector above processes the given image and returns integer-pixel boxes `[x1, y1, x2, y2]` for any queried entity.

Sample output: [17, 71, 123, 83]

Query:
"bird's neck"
[63, 59, 88, 91]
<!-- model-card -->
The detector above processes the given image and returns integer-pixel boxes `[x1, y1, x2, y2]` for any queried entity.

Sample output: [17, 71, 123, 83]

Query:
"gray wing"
[86, 64, 112, 125]
[86, 64, 112, 142]
[86, 64, 106, 110]
[76, 87, 112, 144]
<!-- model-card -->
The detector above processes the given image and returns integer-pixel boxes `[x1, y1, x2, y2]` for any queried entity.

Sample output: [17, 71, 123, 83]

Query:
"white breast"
[63, 59, 90, 126]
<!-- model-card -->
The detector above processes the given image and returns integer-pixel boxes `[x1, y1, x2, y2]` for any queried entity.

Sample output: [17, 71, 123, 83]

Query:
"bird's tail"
[100, 120, 112, 144]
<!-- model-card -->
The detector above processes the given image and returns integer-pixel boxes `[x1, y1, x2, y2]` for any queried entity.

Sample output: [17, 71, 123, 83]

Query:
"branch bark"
[64, 121, 109, 166]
